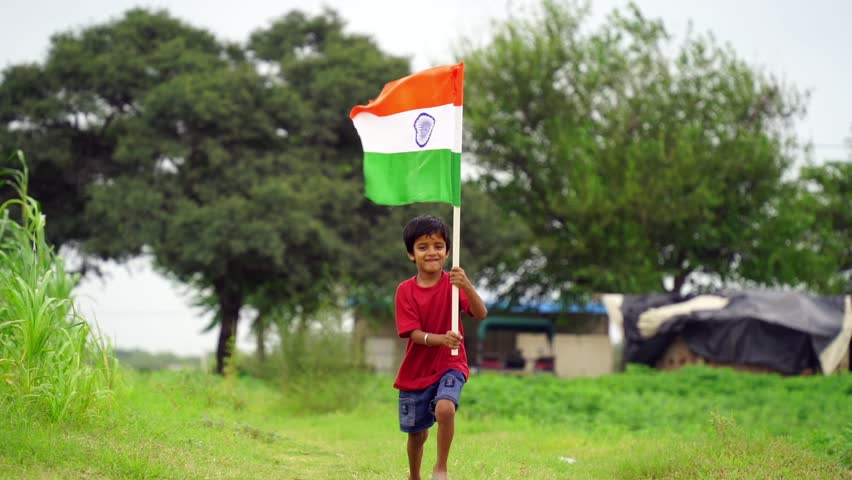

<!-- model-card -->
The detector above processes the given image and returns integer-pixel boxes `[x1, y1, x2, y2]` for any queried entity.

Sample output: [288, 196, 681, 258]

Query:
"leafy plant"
[0, 152, 120, 423]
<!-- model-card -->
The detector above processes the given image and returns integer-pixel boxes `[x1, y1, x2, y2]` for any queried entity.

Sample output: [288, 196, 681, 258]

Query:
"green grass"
[0, 366, 849, 479]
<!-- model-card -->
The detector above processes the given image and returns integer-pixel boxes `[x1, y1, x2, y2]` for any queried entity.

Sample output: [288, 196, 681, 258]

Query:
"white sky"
[2, 0, 851, 356]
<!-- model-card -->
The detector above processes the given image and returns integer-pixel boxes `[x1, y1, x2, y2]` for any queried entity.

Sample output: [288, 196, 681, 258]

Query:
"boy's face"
[407, 233, 448, 274]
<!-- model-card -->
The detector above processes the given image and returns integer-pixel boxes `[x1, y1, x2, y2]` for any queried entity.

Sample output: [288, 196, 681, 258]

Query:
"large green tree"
[83, 9, 415, 373]
[85, 64, 347, 374]
[462, 0, 814, 300]
[1, 8, 415, 373]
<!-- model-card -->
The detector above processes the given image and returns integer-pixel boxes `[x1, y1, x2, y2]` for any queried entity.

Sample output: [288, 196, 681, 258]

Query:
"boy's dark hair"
[403, 215, 451, 255]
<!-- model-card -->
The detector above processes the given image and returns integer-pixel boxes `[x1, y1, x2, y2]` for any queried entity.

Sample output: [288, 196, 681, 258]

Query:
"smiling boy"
[394, 215, 488, 480]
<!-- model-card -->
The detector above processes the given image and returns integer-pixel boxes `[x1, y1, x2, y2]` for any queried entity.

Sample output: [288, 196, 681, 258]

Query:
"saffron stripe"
[350, 63, 464, 118]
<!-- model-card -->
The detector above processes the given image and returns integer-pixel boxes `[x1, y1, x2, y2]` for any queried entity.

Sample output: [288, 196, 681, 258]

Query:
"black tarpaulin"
[607, 290, 851, 374]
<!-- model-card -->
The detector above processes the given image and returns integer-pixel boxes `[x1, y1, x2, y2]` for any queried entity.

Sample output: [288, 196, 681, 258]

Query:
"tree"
[80, 9, 416, 374]
[0, 9, 229, 257]
[84, 62, 360, 374]
[797, 137, 852, 292]
[462, 0, 811, 300]
[0, 8, 417, 373]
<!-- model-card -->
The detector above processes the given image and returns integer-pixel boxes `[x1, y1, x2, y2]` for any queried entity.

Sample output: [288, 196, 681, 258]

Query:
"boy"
[394, 215, 488, 480]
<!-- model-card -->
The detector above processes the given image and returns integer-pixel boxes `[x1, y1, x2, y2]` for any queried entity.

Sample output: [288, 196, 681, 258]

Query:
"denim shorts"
[398, 369, 465, 433]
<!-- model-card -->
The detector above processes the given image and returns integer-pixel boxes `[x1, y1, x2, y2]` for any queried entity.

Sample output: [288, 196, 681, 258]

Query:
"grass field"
[0, 365, 849, 479]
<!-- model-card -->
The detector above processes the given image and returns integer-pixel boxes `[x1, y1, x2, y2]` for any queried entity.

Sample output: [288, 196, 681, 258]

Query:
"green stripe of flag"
[363, 149, 461, 206]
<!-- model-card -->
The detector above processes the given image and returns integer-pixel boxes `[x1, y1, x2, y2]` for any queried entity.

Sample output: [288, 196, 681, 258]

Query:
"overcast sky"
[2, 0, 850, 356]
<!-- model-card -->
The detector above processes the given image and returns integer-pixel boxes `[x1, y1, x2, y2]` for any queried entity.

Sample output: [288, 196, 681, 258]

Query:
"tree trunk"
[214, 277, 242, 375]
[672, 270, 691, 297]
[255, 314, 266, 362]
[351, 308, 368, 367]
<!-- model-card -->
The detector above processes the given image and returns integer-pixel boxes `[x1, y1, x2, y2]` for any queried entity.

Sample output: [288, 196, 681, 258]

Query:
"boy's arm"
[449, 266, 488, 320]
[409, 329, 463, 349]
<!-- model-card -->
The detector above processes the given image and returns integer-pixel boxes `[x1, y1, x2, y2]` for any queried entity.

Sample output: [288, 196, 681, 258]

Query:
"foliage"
[466, 365, 851, 461]
[462, 0, 812, 301]
[0, 9, 228, 254]
[0, 153, 119, 423]
[737, 130, 851, 293]
[83, 54, 344, 373]
[807, 159, 851, 273]
[246, 10, 434, 321]
[797, 150, 852, 291]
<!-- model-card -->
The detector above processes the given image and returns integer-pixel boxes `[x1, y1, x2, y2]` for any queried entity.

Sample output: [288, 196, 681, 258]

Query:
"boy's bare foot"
[431, 469, 448, 480]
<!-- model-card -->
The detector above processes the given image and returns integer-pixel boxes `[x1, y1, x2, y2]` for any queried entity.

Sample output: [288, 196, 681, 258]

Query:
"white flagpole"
[447, 69, 469, 480]
[451, 87, 463, 356]
[451, 206, 460, 356]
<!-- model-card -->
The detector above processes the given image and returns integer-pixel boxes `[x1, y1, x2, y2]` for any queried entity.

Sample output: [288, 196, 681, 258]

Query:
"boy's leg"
[430, 370, 465, 480]
[432, 399, 455, 480]
[400, 387, 437, 480]
[407, 430, 429, 480]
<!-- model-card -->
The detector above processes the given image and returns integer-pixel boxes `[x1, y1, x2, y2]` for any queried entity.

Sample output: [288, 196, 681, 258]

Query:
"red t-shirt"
[393, 271, 472, 391]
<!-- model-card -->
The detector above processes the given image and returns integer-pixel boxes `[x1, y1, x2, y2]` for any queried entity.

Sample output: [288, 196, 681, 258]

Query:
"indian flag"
[349, 63, 464, 206]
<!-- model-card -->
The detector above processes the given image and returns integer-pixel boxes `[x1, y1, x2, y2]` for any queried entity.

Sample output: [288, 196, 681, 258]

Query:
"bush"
[237, 313, 387, 414]
[463, 364, 852, 466]
[0, 152, 120, 423]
